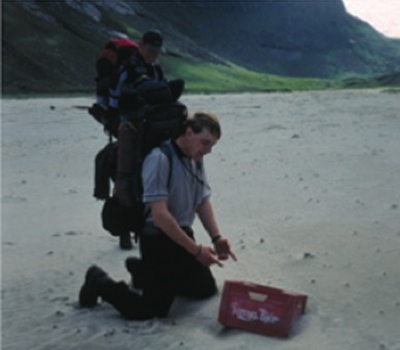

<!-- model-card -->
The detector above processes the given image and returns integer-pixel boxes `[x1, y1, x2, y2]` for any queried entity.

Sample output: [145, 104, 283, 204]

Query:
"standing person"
[79, 112, 237, 320]
[110, 29, 184, 250]
[108, 29, 184, 118]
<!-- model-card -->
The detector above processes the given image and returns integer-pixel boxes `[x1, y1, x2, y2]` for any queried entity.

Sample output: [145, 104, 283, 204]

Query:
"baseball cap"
[142, 29, 163, 52]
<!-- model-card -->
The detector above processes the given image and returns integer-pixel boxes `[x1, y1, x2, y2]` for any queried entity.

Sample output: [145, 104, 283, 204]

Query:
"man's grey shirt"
[141, 140, 211, 233]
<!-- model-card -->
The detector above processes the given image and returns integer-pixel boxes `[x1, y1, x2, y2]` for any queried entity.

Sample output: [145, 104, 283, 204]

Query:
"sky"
[342, 0, 400, 38]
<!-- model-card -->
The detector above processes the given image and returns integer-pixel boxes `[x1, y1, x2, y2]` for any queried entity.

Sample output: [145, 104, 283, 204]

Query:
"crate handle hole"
[249, 292, 268, 302]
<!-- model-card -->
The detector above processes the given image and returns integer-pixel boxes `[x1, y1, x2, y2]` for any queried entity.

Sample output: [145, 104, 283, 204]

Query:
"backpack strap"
[159, 142, 174, 188]
[142, 142, 174, 224]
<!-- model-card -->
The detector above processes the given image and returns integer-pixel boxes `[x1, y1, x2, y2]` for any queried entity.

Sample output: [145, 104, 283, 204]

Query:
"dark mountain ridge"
[140, 0, 400, 77]
[3, 0, 400, 94]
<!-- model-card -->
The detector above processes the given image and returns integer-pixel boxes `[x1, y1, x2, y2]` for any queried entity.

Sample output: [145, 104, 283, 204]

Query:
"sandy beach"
[2, 90, 400, 350]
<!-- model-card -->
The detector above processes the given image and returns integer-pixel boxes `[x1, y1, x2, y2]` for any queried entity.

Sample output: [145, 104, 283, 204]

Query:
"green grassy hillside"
[2, 1, 333, 95]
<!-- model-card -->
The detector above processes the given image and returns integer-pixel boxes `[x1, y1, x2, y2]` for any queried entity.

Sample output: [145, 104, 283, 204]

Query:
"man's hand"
[195, 245, 223, 267]
[214, 237, 237, 262]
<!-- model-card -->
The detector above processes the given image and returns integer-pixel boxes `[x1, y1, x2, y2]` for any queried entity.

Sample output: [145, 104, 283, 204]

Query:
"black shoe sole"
[119, 234, 133, 250]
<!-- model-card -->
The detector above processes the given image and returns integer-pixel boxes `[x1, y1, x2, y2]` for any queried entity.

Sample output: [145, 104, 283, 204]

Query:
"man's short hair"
[186, 112, 221, 139]
[142, 29, 163, 51]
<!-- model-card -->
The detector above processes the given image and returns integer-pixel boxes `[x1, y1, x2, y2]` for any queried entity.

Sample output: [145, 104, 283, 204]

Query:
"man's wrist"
[211, 235, 221, 244]
[194, 244, 203, 257]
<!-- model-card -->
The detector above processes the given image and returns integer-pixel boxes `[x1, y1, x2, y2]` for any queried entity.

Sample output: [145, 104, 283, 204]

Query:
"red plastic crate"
[218, 280, 308, 338]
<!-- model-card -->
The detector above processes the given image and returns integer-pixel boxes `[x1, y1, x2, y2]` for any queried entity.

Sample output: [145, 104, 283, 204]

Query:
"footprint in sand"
[2, 195, 28, 204]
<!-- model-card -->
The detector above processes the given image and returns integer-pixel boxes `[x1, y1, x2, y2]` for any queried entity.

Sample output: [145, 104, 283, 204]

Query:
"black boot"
[125, 257, 145, 289]
[79, 265, 111, 308]
[119, 232, 133, 250]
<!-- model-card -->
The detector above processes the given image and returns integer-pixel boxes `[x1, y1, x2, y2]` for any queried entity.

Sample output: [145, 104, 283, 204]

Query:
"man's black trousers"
[100, 228, 217, 320]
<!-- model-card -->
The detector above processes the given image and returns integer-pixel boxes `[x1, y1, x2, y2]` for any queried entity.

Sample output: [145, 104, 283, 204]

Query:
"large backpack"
[97, 102, 188, 236]
[95, 38, 139, 102]
[89, 38, 139, 137]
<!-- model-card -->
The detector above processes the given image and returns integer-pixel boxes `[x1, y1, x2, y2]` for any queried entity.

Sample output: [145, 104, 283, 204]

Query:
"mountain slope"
[140, 0, 400, 77]
[2, 0, 400, 94]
